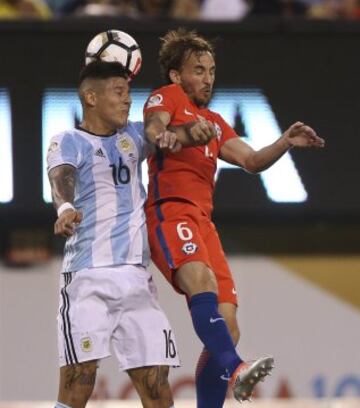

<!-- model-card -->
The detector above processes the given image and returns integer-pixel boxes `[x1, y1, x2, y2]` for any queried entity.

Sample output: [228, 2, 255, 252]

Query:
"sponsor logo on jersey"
[146, 93, 163, 108]
[232, 287, 237, 295]
[182, 241, 198, 255]
[117, 136, 133, 152]
[94, 148, 105, 158]
[184, 108, 194, 116]
[81, 337, 92, 352]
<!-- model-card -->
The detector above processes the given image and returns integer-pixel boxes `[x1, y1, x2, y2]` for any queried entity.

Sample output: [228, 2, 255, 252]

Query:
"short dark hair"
[159, 28, 215, 83]
[79, 61, 129, 85]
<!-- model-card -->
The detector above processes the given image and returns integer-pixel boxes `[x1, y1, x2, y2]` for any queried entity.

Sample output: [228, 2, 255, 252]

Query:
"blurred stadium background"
[0, 4, 360, 407]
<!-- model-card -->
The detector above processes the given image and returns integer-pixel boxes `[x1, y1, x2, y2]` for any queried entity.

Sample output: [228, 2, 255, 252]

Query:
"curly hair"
[159, 28, 215, 83]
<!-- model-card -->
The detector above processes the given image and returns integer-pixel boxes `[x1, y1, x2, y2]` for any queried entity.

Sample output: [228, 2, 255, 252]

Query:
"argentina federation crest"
[80, 336, 92, 352]
[117, 135, 134, 153]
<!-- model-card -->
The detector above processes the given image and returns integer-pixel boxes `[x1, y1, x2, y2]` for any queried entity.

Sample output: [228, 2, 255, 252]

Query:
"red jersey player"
[144, 29, 325, 406]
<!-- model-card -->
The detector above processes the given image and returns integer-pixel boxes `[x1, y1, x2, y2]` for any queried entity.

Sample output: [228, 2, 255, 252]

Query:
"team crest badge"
[182, 241, 198, 255]
[117, 136, 133, 152]
[81, 337, 92, 352]
[146, 94, 163, 108]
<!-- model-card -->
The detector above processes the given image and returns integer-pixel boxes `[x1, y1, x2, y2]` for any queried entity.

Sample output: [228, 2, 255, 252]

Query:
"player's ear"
[169, 69, 181, 84]
[84, 89, 97, 107]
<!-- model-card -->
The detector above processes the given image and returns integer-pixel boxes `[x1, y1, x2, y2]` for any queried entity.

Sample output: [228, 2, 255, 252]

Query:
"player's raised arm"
[144, 110, 217, 151]
[143, 110, 180, 152]
[48, 164, 82, 237]
[220, 121, 325, 174]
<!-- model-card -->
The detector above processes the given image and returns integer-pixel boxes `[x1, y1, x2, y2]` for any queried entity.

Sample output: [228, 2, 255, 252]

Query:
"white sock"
[55, 402, 72, 408]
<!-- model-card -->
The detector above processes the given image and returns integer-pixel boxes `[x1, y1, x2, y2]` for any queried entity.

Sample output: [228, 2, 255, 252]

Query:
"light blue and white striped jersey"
[47, 121, 151, 272]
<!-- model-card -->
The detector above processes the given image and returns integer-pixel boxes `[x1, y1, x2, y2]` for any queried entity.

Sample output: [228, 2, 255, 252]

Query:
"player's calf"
[128, 365, 174, 408]
[57, 360, 98, 408]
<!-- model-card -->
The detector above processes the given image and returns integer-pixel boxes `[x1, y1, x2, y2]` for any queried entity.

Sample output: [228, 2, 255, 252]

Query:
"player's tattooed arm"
[48, 164, 76, 210]
[48, 164, 82, 237]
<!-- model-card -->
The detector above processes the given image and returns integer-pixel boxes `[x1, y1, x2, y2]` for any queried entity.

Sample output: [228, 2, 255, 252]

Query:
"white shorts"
[58, 265, 180, 371]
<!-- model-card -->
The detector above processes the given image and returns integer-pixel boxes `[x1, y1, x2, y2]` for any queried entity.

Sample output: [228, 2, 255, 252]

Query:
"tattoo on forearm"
[48, 165, 76, 209]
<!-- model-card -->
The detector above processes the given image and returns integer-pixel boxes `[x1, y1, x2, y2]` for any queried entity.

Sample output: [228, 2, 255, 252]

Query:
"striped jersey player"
[47, 61, 180, 408]
[47, 121, 151, 273]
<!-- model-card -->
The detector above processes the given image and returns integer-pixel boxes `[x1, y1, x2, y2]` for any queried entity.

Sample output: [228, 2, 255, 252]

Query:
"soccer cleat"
[230, 356, 274, 403]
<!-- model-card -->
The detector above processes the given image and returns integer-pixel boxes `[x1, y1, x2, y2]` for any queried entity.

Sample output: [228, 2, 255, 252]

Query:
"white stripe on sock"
[55, 402, 72, 408]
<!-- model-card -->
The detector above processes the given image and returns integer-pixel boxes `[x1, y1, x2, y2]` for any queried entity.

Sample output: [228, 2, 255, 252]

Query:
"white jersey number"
[176, 222, 193, 241]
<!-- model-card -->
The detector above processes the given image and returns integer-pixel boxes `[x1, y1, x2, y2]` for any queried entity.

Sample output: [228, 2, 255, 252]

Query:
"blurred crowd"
[0, 0, 360, 23]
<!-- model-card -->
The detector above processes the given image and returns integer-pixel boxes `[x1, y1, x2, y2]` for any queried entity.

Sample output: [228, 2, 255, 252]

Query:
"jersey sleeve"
[143, 86, 178, 118]
[214, 113, 238, 147]
[47, 132, 79, 173]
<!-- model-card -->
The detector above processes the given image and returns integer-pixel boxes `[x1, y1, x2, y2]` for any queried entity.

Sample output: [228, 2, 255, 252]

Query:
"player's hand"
[155, 130, 182, 153]
[188, 120, 217, 145]
[284, 122, 325, 148]
[54, 209, 83, 237]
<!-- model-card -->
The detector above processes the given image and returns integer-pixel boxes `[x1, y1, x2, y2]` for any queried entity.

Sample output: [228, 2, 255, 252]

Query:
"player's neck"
[79, 119, 117, 137]
[187, 94, 207, 110]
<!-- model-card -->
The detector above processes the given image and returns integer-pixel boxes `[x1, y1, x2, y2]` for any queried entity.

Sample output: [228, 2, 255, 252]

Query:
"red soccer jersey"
[144, 84, 237, 216]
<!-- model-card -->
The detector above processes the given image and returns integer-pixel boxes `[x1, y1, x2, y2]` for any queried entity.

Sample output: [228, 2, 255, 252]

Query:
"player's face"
[177, 51, 215, 107]
[95, 77, 131, 129]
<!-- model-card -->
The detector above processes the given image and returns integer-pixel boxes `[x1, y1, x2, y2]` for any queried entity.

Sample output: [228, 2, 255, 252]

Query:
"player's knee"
[176, 262, 218, 296]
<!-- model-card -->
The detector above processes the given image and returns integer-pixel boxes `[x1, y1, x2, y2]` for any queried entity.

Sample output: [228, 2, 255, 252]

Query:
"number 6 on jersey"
[176, 222, 193, 241]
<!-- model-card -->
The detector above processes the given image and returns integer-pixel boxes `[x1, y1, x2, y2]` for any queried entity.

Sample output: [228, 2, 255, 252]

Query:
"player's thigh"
[146, 202, 215, 294]
[58, 360, 98, 408]
[127, 365, 173, 408]
[58, 270, 115, 368]
[111, 265, 179, 372]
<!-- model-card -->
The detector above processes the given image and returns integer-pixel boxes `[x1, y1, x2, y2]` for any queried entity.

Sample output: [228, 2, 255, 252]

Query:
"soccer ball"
[85, 30, 142, 79]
